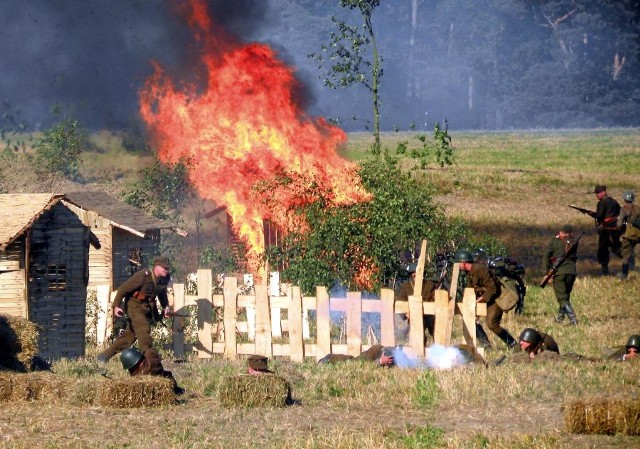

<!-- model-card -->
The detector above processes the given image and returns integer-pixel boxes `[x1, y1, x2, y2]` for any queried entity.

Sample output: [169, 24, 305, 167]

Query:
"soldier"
[454, 250, 517, 348]
[591, 185, 622, 275]
[318, 344, 395, 366]
[247, 355, 274, 375]
[543, 224, 579, 325]
[617, 191, 640, 280]
[607, 335, 640, 362]
[396, 262, 437, 343]
[97, 256, 172, 362]
[518, 328, 559, 359]
[120, 347, 184, 395]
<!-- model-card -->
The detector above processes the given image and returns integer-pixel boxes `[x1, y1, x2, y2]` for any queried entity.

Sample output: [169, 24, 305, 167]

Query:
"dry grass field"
[1, 129, 639, 448]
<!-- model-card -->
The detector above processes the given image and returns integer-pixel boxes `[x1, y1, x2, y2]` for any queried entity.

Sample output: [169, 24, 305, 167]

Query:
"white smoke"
[425, 344, 468, 369]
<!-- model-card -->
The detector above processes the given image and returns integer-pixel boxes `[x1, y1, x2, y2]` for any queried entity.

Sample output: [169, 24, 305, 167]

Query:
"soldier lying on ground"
[606, 335, 640, 362]
[518, 328, 560, 359]
[120, 347, 185, 395]
[318, 344, 395, 367]
[247, 354, 274, 374]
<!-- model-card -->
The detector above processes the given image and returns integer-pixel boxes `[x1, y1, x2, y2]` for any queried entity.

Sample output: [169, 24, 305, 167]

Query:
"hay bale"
[565, 396, 640, 435]
[0, 314, 39, 371]
[68, 378, 100, 406]
[218, 374, 291, 408]
[0, 372, 67, 402]
[96, 376, 177, 408]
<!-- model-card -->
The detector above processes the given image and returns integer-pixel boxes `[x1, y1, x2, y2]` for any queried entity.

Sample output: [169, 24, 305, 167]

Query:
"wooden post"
[346, 291, 362, 357]
[444, 263, 461, 345]
[96, 285, 110, 346]
[271, 307, 282, 338]
[246, 305, 256, 341]
[380, 288, 395, 347]
[289, 286, 304, 362]
[412, 240, 428, 297]
[172, 282, 185, 359]
[433, 289, 450, 346]
[461, 287, 477, 347]
[302, 308, 310, 340]
[223, 276, 238, 359]
[107, 291, 116, 339]
[408, 293, 425, 356]
[316, 286, 331, 361]
[254, 284, 272, 357]
[197, 269, 213, 359]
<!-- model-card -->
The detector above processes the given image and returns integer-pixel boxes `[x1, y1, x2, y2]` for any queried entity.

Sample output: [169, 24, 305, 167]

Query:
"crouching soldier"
[607, 335, 640, 362]
[120, 347, 185, 395]
[518, 328, 559, 359]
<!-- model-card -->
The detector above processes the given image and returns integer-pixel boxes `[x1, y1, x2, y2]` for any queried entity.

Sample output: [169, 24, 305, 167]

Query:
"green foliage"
[401, 424, 446, 448]
[34, 118, 87, 180]
[122, 157, 193, 222]
[395, 121, 455, 169]
[413, 370, 439, 407]
[199, 243, 241, 274]
[309, 0, 383, 154]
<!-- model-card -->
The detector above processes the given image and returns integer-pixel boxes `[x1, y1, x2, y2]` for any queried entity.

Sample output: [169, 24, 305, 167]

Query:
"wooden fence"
[93, 265, 487, 361]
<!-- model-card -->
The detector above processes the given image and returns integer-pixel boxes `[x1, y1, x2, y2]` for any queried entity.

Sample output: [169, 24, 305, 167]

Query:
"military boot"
[601, 264, 610, 276]
[496, 329, 517, 348]
[554, 306, 565, 324]
[564, 303, 578, 325]
[619, 264, 629, 280]
[476, 323, 492, 349]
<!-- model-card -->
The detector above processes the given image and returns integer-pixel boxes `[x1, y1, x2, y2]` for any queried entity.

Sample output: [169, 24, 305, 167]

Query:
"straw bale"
[68, 378, 100, 406]
[218, 374, 291, 408]
[565, 396, 640, 435]
[96, 376, 177, 408]
[0, 314, 39, 371]
[0, 372, 67, 402]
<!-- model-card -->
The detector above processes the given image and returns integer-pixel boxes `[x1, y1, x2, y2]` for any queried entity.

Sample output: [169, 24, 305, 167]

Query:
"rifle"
[569, 205, 598, 226]
[540, 232, 585, 288]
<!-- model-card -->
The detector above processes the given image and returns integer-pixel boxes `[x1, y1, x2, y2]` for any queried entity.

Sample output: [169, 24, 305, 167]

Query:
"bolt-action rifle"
[569, 205, 598, 226]
[540, 232, 585, 288]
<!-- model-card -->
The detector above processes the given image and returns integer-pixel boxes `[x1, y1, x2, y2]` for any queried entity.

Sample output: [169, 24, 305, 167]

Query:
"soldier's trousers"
[598, 229, 622, 266]
[100, 300, 153, 360]
[485, 301, 508, 336]
[621, 238, 638, 265]
[553, 274, 575, 307]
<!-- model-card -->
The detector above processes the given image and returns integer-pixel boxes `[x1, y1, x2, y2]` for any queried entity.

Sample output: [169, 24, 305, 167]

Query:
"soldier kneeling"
[120, 347, 185, 395]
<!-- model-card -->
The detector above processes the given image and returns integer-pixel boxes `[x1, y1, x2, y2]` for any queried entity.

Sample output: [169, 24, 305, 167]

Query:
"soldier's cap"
[592, 185, 606, 194]
[560, 224, 573, 233]
[153, 256, 170, 269]
[247, 354, 271, 372]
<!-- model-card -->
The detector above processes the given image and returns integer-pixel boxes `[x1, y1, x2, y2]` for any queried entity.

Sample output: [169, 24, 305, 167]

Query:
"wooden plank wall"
[27, 203, 88, 359]
[0, 239, 27, 317]
[170, 273, 486, 361]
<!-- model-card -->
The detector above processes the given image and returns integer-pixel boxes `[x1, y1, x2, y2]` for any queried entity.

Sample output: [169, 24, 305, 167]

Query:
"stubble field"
[1, 128, 640, 449]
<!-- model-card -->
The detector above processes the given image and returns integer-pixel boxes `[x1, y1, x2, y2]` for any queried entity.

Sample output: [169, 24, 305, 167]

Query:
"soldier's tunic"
[618, 203, 640, 265]
[467, 263, 506, 337]
[543, 235, 578, 308]
[526, 332, 560, 356]
[396, 279, 437, 341]
[318, 345, 393, 365]
[100, 269, 169, 360]
[595, 194, 622, 266]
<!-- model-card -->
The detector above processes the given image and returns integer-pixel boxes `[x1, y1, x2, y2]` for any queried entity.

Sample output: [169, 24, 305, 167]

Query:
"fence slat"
[172, 283, 185, 359]
[380, 288, 395, 347]
[433, 289, 450, 346]
[316, 286, 331, 361]
[289, 286, 304, 362]
[96, 285, 110, 346]
[346, 292, 362, 356]
[254, 285, 272, 357]
[197, 269, 213, 359]
[223, 276, 238, 359]
[408, 294, 425, 356]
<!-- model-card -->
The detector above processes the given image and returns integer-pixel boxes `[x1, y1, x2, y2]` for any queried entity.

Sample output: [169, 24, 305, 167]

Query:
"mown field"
[1, 129, 639, 449]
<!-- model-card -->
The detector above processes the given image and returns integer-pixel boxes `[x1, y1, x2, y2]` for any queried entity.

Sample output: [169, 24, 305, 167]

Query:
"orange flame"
[139, 0, 370, 275]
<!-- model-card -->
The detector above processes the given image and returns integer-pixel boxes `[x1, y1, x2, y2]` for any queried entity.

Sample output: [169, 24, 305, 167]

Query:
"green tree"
[34, 118, 86, 181]
[309, 0, 383, 154]
[260, 156, 463, 293]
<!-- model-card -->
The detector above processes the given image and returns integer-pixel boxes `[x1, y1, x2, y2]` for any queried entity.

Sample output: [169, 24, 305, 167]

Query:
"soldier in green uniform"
[591, 185, 622, 275]
[607, 335, 640, 361]
[318, 344, 396, 366]
[120, 347, 184, 394]
[518, 328, 559, 359]
[97, 256, 172, 362]
[454, 250, 517, 348]
[396, 262, 437, 343]
[543, 224, 579, 325]
[617, 191, 640, 280]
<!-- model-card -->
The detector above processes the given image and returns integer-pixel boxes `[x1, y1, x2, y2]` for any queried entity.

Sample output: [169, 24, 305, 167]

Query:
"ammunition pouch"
[133, 290, 149, 302]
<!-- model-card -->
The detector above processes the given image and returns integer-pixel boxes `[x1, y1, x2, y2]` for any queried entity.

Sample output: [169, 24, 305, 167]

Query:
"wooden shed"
[0, 194, 93, 359]
[63, 191, 186, 290]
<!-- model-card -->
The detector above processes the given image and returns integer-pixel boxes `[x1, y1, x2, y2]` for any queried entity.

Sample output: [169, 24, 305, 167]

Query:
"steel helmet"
[472, 248, 488, 263]
[626, 335, 640, 350]
[120, 348, 144, 371]
[622, 191, 635, 203]
[405, 261, 418, 274]
[453, 249, 474, 263]
[518, 328, 542, 346]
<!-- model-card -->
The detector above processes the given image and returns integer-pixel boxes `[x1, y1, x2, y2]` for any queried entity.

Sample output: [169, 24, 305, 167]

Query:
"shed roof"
[0, 194, 65, 250]
[63, 191, 186, 237]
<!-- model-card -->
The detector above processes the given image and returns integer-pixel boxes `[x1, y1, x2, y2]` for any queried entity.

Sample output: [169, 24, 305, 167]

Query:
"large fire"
[139, 0, 370, 276]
